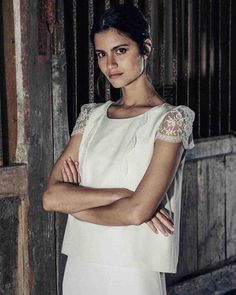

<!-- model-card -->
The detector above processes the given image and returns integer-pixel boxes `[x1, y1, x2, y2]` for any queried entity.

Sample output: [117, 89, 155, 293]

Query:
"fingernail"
[64, 160, 67, 164]
[68, 157, 72, 161]
[75, 161, 79, 166]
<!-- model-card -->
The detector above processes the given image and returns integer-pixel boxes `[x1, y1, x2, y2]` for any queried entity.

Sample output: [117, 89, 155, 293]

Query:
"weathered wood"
[2, 0, 17, 164]
[167, 262, 236, 295]
[0, 95, 3, 166]
[16, 0, 56, 293]
[167, 160, 199, 285]
[17, 197, 30, 295]
[197, 156, 226, 269]
[226, 154, 236, 259]
[0, 165, 27, 197]
[51, 0, 70, 293]
[186, 134, 236, 161]
[0, 197, 20, 294]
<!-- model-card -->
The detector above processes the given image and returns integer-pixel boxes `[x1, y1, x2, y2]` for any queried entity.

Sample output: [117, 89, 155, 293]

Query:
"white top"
[61, 100, 195, 273]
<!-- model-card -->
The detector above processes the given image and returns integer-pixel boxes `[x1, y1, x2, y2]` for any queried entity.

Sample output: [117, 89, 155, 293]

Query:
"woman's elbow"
[130, 207, 152, 225]
[42, 188, 55, 211]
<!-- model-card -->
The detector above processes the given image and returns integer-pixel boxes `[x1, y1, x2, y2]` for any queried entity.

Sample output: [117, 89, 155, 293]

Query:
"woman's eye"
[116, 48, 127, 55]
[96, 52, 105, 59]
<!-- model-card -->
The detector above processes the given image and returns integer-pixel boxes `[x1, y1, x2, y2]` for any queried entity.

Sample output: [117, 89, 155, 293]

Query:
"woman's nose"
[107, 54, 117, 69]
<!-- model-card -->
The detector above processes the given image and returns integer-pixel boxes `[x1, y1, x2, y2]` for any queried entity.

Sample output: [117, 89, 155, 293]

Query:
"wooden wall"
[167, 136, 236, 293]
[0, 0, 68, 294]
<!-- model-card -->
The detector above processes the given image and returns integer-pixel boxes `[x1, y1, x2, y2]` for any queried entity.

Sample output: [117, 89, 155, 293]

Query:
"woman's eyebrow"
[95, 43, 129, 53]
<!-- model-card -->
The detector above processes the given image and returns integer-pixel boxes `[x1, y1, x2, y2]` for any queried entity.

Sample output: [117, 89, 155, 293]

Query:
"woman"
[43, 4, 195, 295]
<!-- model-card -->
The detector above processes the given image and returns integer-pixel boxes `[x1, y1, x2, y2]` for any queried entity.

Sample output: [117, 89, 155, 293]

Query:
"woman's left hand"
[61, 157, 81, 184]
[146, 209, 174, 236]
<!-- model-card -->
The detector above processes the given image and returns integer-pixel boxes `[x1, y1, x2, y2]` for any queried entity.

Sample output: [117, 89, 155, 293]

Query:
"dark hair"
[90, 4, 152, 98]
[90, 4, 151, 57]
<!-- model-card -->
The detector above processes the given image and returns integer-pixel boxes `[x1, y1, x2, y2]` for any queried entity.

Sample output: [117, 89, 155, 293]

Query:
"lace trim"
[155, 106, 195, 150]
[71, 103, 97, 136]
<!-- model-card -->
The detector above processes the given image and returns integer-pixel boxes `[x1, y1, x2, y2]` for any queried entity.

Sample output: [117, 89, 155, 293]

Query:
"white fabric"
[62, 100, 195, 273]
[63, 257, 167, 295]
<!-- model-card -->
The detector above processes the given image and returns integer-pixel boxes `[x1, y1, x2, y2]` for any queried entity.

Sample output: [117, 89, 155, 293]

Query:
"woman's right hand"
[146, 209, 174, 236]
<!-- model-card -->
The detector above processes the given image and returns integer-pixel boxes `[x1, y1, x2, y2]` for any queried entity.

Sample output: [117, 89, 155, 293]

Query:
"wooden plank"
[186, 134, 236, 161]
[197, 156, 226, 269]
[17, 197, 30, 295]
[2, 0, 17, 164]
[167, 262, 236, 294]
[14, 0, 57, 293]
[51, 0, 70, 293]
[226, 154, 236, 259]
[0, 94, 3, 166]
[167, 160, 198, 285]
[0, 197, 20, 294]
[0, 165, 27, 196]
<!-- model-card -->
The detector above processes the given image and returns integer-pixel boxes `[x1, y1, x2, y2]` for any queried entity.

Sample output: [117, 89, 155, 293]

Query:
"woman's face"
[94, 28, 146, 88]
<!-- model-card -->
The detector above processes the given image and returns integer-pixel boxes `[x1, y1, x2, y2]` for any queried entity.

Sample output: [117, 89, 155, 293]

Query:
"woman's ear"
[144, 38, 153, 58]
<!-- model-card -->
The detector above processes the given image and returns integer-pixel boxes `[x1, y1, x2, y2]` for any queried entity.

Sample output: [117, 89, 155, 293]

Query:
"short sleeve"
[155, 105, 195, 150]
[71, 103, 97, 136]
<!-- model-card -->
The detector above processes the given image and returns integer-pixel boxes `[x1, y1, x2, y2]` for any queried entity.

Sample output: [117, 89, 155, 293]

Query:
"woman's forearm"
[42, 182, 121, 214]
[72, 195, 139, 226]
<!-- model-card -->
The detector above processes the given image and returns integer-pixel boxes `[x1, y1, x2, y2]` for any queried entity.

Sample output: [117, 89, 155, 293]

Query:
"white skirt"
[62, 256, 167, 295]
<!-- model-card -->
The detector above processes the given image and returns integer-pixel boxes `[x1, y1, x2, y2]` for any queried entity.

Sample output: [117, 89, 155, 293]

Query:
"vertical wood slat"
[156, 0, 165, 97]
[2, 0, 17, 165]
[26, 0, 56, 293]
[231, 1, 235, 132]
[0, 197, 20, 294]
[197, 156, 226, 269]
[17, 197, 30, 295]
[178, 160, 198, 275]
[104, 0, 111, 101]
[0, 98, 2, 166]
[172, 0, 177, 105]
[188, 0, 199, 133]
[88, 0, 94, 102]
[72, 0, 78, 114]
[166, 160, 198, 285]
[51, 0, 70, 293]
[226, 154, 236, 259]
[220, 1, 230, 135]
[199, 0, 210, 138]
[210, 0, 220, 137]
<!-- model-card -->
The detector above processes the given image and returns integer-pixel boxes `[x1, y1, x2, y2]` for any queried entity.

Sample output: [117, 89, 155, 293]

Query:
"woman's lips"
[109, 73, 123, 79]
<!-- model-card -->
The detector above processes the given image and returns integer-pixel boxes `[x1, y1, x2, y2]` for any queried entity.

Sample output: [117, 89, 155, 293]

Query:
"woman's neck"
[119, 74, 164, 107]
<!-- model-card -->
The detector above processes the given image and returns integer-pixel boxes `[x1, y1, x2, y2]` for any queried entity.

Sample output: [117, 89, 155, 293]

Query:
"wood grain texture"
[2, 0, 17, 164]
[25, 0, 57, 293]
[167, 160, 198, 285]
[17, 197, 30, 295]
[197, 156, 226, 269]
[167, 262, 236, 295]
[0, 165, 27, 197]
[0, 197, 20, 294]
[51, 0, 70, 293]
[0, 95, 3, 166]
[226, 154, 236, 259]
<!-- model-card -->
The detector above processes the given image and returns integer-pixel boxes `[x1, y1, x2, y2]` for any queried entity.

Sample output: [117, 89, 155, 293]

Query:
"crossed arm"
[61, 138, 184, 235]
[43, 132, 184, 236]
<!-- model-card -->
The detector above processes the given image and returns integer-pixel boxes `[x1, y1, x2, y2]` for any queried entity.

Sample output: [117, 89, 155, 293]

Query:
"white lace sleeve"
[155, 105, 195, 150]
[71, 103, 97, 136]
